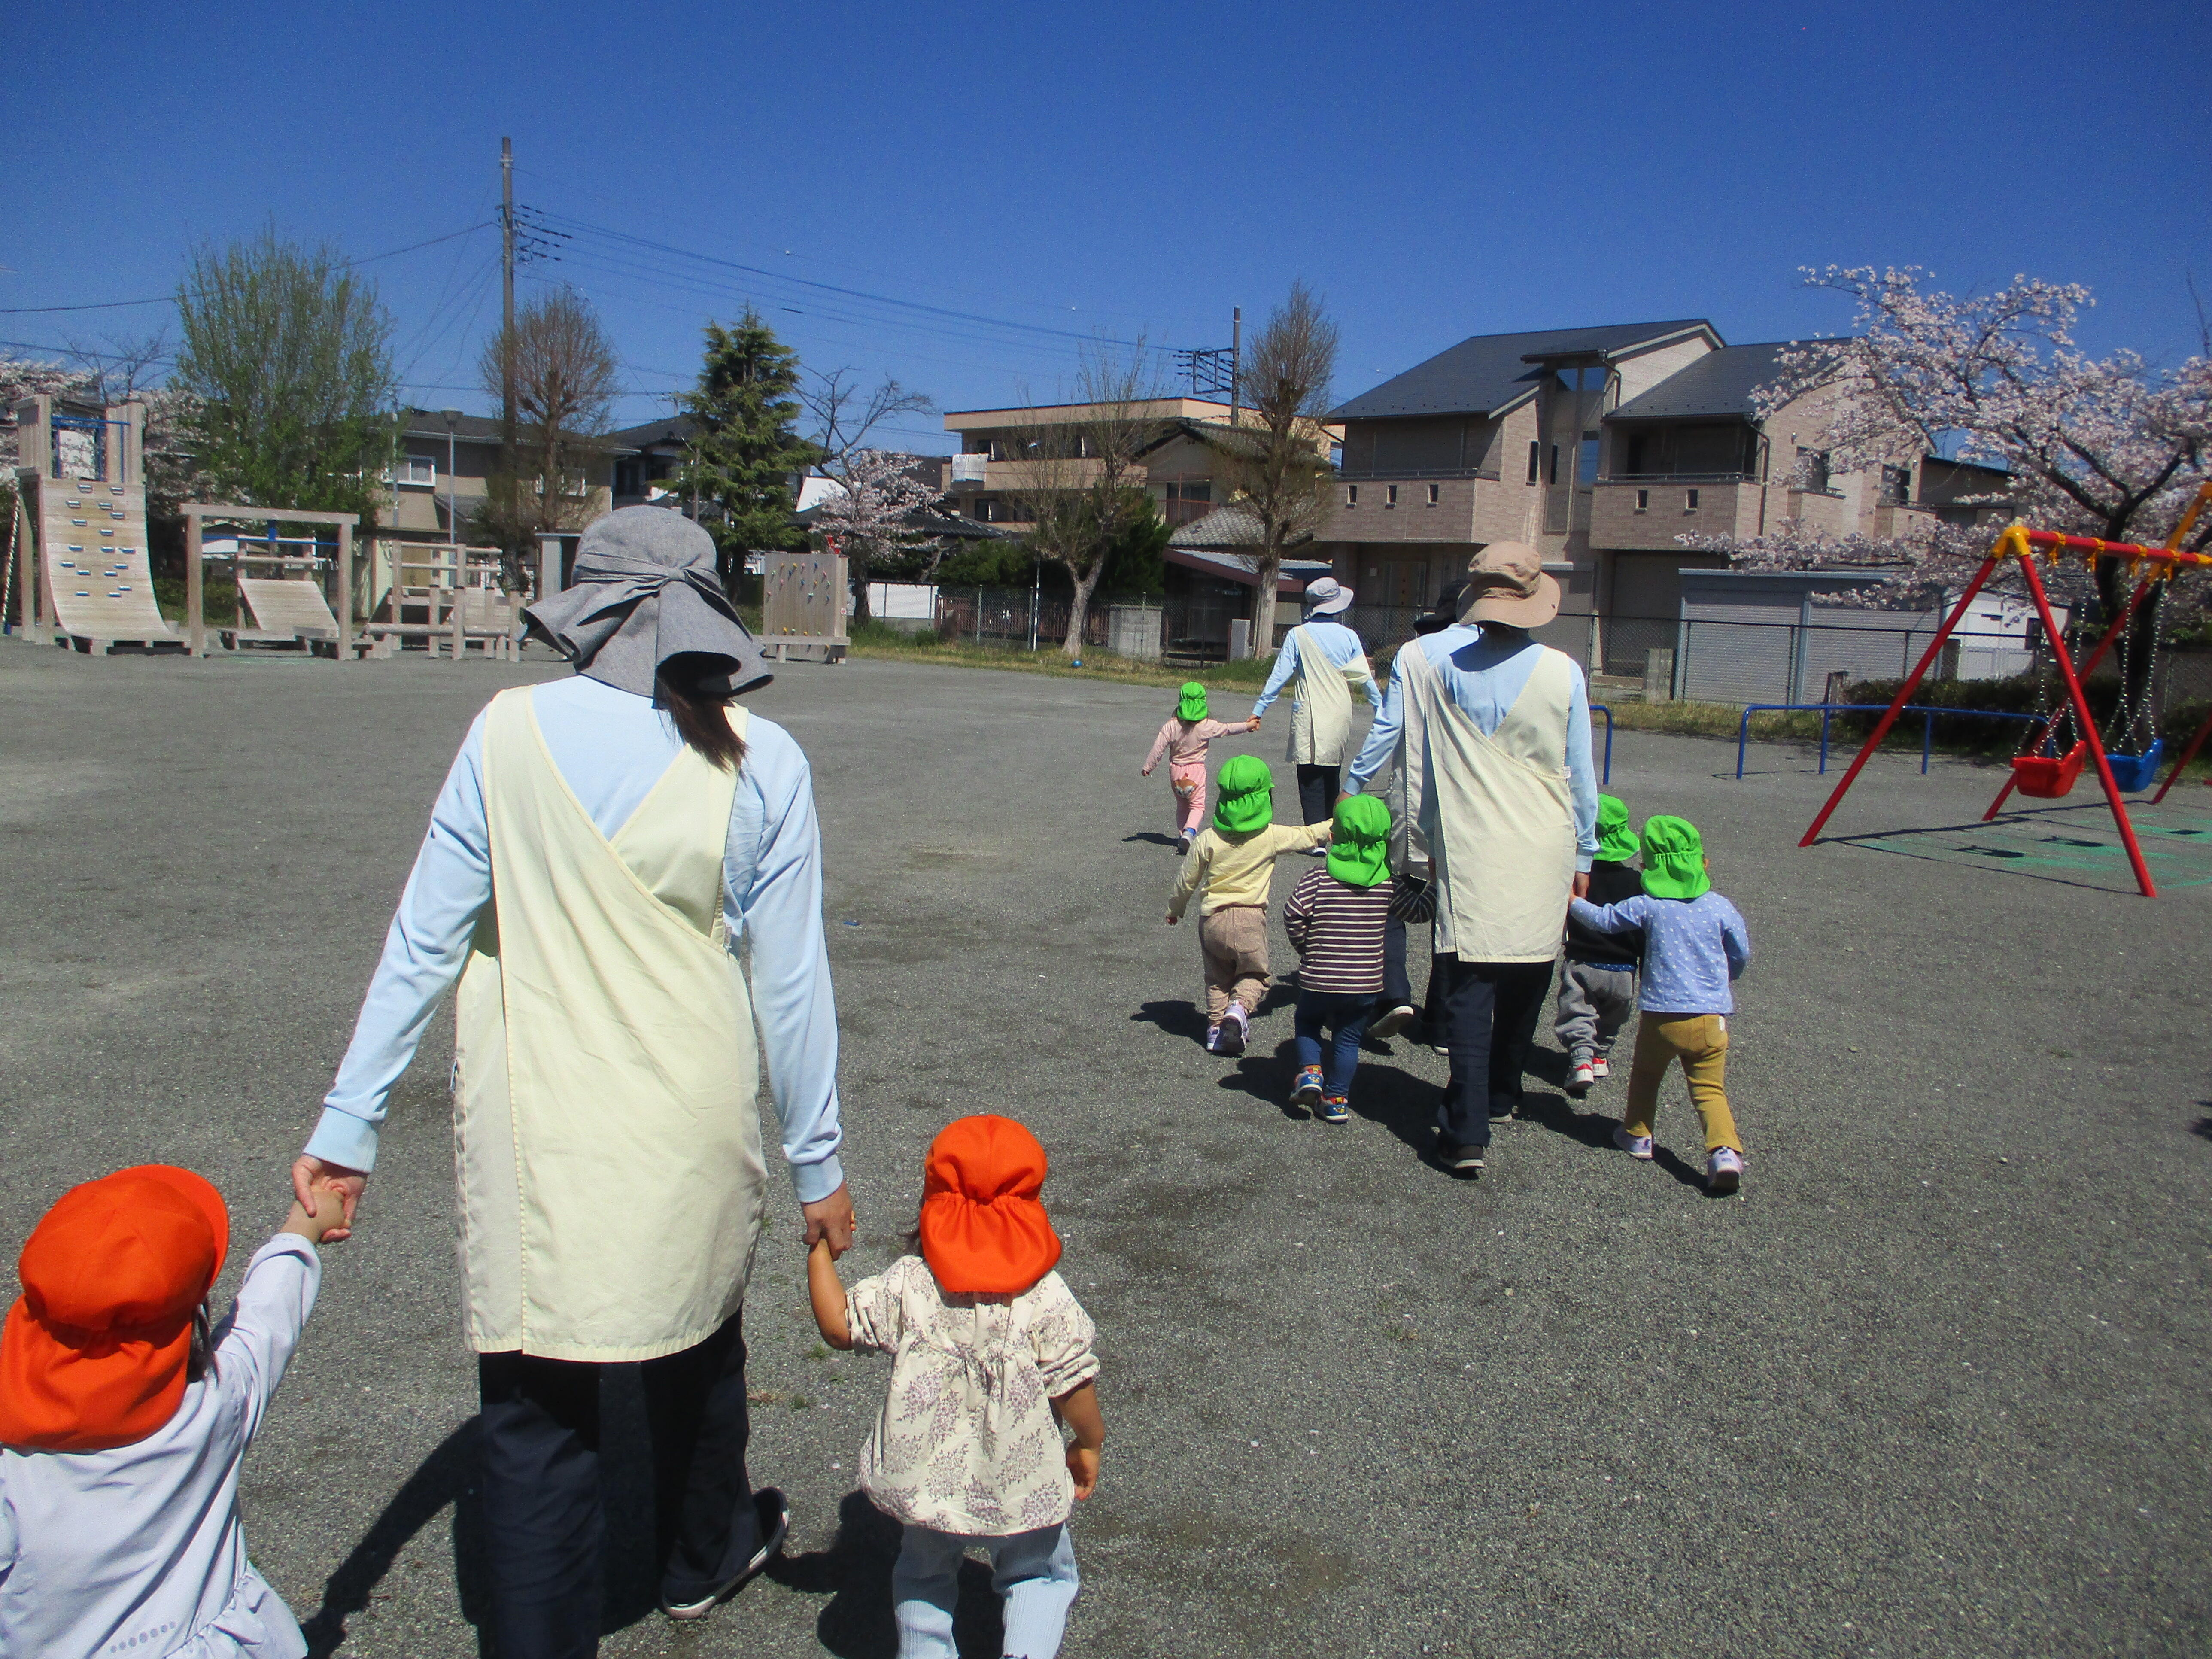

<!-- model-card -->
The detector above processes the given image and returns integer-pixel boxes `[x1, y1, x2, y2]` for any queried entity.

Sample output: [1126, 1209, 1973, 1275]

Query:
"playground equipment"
[1801, 495, 2212, 898]
[183, 504, 362, 657]
[9, 395, 177, 651]
[360, 538, 522, 659]
[761, 548, 849, 663]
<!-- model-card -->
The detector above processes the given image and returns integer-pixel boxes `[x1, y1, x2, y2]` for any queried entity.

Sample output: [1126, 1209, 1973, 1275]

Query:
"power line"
[0, 219, 498, 316]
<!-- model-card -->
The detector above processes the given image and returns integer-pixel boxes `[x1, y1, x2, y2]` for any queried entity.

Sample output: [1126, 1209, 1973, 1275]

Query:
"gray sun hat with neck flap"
[521, 506, 772, 699]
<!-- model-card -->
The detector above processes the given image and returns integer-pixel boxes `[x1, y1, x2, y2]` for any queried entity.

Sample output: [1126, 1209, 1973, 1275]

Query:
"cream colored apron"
[1402, 644, 1577, 963]
[1385, 643, 1434, 877]
[453, 688, 767, 1361]
[1286, 623, 1376, 768]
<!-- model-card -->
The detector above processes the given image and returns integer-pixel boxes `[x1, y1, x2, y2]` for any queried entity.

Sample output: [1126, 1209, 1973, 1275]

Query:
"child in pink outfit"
[1141, 681, 1256, 851]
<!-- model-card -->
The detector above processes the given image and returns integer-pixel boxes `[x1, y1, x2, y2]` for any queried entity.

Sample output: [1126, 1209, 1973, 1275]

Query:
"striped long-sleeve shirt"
[1283, 867, 1403, 995]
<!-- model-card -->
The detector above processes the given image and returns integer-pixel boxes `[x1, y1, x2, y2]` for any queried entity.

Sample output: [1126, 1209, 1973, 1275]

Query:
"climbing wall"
[40, 474, 173, 644]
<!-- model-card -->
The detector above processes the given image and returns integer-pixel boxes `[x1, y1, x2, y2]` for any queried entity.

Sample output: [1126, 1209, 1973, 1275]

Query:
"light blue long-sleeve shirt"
[1248, 618, 1384, 720]
[1346, 623, 1599, 869]
[1568, 890, 1751, 1014]
[305, 675, 845, 1203]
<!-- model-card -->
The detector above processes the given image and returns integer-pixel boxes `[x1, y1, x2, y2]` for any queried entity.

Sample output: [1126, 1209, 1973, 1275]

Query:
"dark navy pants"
[1431, 955, 1554, 1147]
[477, 1310, 760, 1658]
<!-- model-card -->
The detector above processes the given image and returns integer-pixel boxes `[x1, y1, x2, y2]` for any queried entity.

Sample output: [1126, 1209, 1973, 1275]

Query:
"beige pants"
[1199, 905, 1270, 1022]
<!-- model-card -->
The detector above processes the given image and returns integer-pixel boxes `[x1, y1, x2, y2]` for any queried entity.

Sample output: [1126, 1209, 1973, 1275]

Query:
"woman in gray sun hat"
[293, 506, 852, 1654]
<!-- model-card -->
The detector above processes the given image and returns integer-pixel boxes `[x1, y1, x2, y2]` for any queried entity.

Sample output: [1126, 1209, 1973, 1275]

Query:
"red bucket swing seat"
[2011, 742, 2089, 798]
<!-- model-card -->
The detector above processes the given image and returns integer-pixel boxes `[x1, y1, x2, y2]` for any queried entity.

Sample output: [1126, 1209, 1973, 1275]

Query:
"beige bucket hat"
[1458, 542, 1559, 628]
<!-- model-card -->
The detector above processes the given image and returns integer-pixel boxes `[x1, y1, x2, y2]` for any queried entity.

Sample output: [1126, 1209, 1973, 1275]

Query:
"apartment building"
[939, 397, 1328, 529]
[1312, 320, 1995, 677]
[383, 408, 618, 540]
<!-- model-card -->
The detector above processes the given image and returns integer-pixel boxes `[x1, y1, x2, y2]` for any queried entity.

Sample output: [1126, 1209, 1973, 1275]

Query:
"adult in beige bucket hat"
[1458, 541, 1561, 629]
[1339, 542, 1599, 1178]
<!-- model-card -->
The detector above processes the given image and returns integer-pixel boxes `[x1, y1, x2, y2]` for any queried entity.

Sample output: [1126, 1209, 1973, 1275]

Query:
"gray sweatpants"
[1555, 959, 1637, 1064]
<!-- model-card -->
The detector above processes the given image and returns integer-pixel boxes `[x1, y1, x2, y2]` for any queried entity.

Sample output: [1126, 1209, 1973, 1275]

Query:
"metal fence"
[932, 586, 1110, 650]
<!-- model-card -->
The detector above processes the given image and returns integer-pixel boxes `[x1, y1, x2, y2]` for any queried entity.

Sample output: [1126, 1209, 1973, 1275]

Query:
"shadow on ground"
[769, 1490, 1001, 1658]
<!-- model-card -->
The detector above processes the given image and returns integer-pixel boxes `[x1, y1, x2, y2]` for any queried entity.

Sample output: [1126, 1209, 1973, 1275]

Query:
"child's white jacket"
[0, 1235, 321, 1658]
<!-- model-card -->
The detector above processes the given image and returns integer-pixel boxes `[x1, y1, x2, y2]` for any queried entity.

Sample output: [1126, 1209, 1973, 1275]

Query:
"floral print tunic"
[845, 1254, 1100, 1536]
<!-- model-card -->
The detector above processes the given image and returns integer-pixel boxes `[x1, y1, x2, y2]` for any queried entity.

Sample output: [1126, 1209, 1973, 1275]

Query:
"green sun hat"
[1596, 794, 1639, 863]
[1178, 682, 1209, 723]
[1214, 754, 1275, 835]
[1326, 794, 1393, 887]
[1638, 814, 1711, 900]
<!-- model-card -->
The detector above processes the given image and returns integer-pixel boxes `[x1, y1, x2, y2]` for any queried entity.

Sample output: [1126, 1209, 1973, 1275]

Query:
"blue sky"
[9, 0, 2207, 454]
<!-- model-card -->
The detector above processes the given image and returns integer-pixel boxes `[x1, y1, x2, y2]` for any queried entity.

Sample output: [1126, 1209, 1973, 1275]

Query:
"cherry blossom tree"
[802, 368, 935, 619]
[808, 447, 937, 602]
[1695, 269, 2212, 707]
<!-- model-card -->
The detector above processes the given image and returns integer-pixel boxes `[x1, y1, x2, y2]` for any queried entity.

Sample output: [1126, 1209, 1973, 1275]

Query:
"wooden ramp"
[236, 576, 340, 643]
[41, 476, 175, 645]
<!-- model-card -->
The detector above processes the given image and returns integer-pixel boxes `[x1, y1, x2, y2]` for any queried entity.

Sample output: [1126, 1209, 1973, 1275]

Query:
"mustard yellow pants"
[1623, 1013, 1742, 1153]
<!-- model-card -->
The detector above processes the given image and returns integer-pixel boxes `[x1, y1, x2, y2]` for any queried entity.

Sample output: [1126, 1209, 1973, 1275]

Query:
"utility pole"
[1229, 305, 1242, 427]
[501, 137, 517, 508]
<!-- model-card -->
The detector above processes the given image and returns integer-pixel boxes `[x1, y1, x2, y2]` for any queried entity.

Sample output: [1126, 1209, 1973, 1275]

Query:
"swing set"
[1800, 483, 2212, 898]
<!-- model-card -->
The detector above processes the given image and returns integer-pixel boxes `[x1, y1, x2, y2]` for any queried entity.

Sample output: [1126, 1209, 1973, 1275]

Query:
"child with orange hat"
[808, 1116, 1103, 1659]
[0, 1164, 346, 1658]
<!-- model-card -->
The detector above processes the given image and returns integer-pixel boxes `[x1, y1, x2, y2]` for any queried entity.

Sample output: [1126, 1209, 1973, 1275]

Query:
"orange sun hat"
[0, 1165, 231, 1453]
[918, 1116, 1062, 1296]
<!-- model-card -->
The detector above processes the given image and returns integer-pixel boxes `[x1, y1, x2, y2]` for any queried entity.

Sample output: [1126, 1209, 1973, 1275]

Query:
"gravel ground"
[2, 641, 2207, 1659]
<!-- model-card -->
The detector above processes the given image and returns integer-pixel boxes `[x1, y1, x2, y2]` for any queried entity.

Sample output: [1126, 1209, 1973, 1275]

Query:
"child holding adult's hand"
[807, 1115, 1102, 1659]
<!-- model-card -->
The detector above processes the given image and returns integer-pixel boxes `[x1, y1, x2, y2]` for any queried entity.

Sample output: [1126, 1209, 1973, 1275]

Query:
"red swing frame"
[1799, 519, 2212, 899]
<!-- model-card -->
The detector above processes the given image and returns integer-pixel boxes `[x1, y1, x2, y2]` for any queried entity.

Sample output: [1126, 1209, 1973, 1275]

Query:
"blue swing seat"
[2106, 740, 2165, 793]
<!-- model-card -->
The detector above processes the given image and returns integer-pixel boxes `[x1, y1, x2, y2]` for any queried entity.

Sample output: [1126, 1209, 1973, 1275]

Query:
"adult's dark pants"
[477, 1310, 761, 1659]
[1295, 763, 1340, 827]
[1382, 912, 1443, 1027]
[1431, 954, 1555, 1148]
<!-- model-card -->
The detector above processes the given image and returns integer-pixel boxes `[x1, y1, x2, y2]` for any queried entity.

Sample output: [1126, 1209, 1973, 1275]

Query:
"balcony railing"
[1600, 471, 1758, 485]
[1337, 465, 1501, 481]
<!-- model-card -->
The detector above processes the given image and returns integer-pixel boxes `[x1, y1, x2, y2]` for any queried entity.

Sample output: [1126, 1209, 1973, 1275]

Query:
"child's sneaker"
[1218, 1004, 1249, 1055]
[1567, 1056, 1595, 1097]
[1589, 1055, 1611, 1080]
[1204, 1023, 1224, 1053]
[1707, 1147, 1745, 1193]
[1318, 1094, 1351, 1124]
[1613, 1124, 1654, 1161]
[1368, 1003, 1417, 1040]
[1290, 1066, 1324, 1109]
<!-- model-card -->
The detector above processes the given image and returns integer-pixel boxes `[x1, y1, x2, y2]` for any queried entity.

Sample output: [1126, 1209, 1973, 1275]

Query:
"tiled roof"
[398, 407, 635, 452]
[1166, 544, 1329, 592]
[1330, 320, 1718, 420]
[1167, 504, 1316, 551]
[1609, 343, 1792, 421]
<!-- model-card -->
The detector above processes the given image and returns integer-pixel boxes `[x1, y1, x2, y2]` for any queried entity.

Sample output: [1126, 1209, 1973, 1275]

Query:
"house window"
[1684, 489, 1700, 512]
[1386, 484, 1398, 507]
[1547, 444, 1560, 486]
[389, 455, 436, 488]
[975, 498, 1000, 523]
[1346, 484, 1358, 506]
[1635, 489, 1649, 513]
[1577, 434, 1600, 487]
[1526, 440, 1540, 484]
[1428, 483, 1440, 505]
[1881, 463, 1912, 504]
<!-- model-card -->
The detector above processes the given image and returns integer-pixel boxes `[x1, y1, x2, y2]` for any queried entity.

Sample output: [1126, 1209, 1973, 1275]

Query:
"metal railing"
[1337, 465, 1502, 481]
[1733, 702, 2045, 780]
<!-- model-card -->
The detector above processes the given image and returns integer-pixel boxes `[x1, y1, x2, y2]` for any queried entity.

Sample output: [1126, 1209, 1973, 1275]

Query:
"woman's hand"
[291, 1155, 368, 1243]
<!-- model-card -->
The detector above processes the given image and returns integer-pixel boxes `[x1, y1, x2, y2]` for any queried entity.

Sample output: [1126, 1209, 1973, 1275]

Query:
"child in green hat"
[1140, 682, 1258, 854]
[1280, 795, 1431, 1121]
[1556, 794, 1644, 1097]
[1568, 815, 1753, 1193]
[1166, 756, 1333, 1054]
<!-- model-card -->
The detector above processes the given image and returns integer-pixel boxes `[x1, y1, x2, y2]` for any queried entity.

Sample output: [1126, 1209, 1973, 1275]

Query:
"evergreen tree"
[671, 310, 820, 592]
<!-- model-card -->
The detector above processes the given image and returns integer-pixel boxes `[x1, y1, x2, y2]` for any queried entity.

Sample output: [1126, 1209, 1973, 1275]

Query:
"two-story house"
[1314, 321, 1984, 679]
[384, 408, 620, 541]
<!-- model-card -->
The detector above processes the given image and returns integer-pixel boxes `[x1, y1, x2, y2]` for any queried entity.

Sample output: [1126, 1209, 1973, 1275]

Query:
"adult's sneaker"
[661, 1489, 790, 1619]
[1707, 1147, 1746, 1194]
[1218, 1005, 1250, 1055]
[1318, 1094, 1351, 1124]
[1439, 1135, 1486, 1176]
[1369, 1003, 1418, 1041]
[1567, 1058, 1595, 1097]
[1291, 1066, 1324, 1109]
[1613, 1124, 1654, 1161]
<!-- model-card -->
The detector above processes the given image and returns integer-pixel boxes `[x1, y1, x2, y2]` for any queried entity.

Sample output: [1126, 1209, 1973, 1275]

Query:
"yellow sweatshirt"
[1168, 821, 1333, 919]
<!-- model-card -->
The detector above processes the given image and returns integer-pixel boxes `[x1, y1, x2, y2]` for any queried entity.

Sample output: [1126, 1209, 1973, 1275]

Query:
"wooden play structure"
[10, 394, 178, 652]
[761, 548, 849, 663]
[1802, 492, 2212, 898]
[183, 505, 362, 656]
[359, 538, 524, 660]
